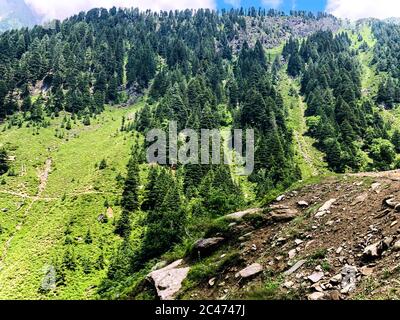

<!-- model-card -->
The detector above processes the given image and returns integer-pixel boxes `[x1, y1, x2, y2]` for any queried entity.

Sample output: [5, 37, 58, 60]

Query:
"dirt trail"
[0, 158, 53, 267]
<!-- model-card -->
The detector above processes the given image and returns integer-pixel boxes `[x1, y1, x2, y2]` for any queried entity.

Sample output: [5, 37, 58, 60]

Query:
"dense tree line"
[284, 31, 393, 172]
[373, 22, 400, 108]
[0, 7, 339, 297]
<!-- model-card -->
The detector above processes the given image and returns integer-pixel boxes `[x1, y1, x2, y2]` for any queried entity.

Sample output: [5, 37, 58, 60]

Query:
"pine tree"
[120, 156, 140, 212]
[141, 175, 186, 260]
[392, 130, 400, 153]
[0, 149, 9, 175]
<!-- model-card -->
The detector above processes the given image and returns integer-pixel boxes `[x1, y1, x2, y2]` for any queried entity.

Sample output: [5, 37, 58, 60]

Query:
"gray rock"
[297, 201, 309, 208]
[384, 198, 398, 209]
[97, 214, 107, 223]
[148, 259, 190, 300]
[315, 199, 336, 218]
[330, 274, 342, 284]
[283, 281, 294, 289]
[193, 237, 225, 256]
[284, 260, 307, 276]
[307, 292, 326, 300]
[208, 277, 216, 287]
[276, 195, 285, 202]
[235, 263, 263, 279]
[393, 240, 400, 251]
[288, 249, 297, 259]
[362, 239, 390, 261]
[308, 272, 324, 283]
[341, 265, 358, 294]
[294, 239, 304, 245]
[370, 182, 381, 193]
[383, 236, 394, 248]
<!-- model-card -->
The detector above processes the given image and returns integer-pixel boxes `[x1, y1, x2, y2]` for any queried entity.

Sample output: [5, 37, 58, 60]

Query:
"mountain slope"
[134, 172, 400, 300]
[2, 8, 400, 301]
[0, 0, 40, 31]
[0, 104, 143, 299]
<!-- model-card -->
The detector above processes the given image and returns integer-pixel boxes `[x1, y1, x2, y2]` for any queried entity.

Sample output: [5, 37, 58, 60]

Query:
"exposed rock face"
[192, 238, 225, 257]
[148, 260, 190, 300]
[315, 199, 336, 218]
[225, 208, 263, 220]
[235, 263, 263, 279]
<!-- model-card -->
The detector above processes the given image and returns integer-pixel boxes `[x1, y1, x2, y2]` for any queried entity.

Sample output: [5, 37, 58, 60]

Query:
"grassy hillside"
[278, 72, 328, 179]
[0, 103, 143, 299]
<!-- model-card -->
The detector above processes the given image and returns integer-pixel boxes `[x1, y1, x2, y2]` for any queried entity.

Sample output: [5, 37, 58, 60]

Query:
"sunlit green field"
[0, 103, 143, 299]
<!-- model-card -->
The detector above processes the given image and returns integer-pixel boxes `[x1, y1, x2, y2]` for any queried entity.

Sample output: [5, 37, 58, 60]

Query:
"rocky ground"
[143, 171, 400, 301]
[228, 16, 341, 52]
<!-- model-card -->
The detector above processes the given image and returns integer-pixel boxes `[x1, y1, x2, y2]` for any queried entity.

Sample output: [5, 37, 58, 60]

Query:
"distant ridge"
[0, 0, 41, 31]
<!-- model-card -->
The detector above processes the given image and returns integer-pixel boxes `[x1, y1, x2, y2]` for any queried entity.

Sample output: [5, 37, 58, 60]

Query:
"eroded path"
[0, 158, 53, 267]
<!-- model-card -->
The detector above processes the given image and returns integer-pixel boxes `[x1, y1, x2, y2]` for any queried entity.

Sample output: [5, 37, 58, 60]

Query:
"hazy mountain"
[0, 0, 41, 31]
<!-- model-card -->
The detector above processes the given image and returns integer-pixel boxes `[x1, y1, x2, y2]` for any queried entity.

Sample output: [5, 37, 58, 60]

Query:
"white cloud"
[326, 0, 400, 20]
[262, 0, 283, 9]
[24, 0, 216, 21]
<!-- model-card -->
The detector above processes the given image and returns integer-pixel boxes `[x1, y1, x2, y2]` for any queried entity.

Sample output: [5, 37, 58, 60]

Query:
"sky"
[13, 0, 400, 21]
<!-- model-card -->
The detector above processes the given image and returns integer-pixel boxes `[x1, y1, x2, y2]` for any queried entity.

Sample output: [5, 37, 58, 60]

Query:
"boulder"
[192, 237, 225, 257]
[315, 199, 336, 218]
[235, 263, 263, 279]
[148, 259, 190, 300]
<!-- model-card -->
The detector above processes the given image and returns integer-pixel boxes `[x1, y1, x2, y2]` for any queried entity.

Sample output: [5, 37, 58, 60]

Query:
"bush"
[98, 159, 107, 170]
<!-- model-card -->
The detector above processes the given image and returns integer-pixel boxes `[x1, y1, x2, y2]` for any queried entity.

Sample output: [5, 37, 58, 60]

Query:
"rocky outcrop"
[148, 260, 190, 300]
[225, 208, 263, 221]
[235, 263, 263, 279]
[315, 199, 336, 218]
[192, 237, 225, 257]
